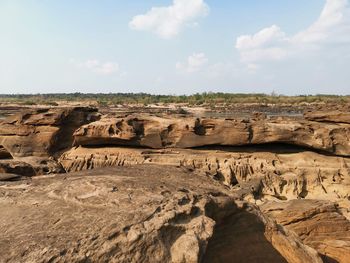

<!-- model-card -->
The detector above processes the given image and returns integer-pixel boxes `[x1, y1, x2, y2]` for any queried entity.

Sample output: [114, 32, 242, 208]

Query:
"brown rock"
[203, 204, 322, 263]
[0, 145, 12, 159]
[72, 114, 350, 156]
[0, 107, 99, 157]
[0, 166, 321, 263]
[59, 146, 350, 202]
[0, 173, 21, 181]
[0, 157, 64, 177]
[261, 200, 350, 263]
[304, 110, 350, 124]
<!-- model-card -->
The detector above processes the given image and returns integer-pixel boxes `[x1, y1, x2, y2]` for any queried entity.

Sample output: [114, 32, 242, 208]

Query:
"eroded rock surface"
[73, 114, 350, 156]
[1, 107, 350, 262]
[0, 157, 64, 178]
[0, 166, 321, 263]
[0, 107, 99, 157]
[262, 200, 350, 263]
[60, 146, 350, 203]
[304, 110, 350, 124]
[0, 145, 12, 159]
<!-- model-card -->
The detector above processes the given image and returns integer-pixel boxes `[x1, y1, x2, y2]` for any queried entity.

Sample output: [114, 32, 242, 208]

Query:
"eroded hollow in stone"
[0, 145, 13, 159]
[203, 210, 287, 263]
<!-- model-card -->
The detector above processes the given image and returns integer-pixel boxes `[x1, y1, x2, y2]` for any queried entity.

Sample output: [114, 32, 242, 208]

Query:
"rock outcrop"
[59, 146, 350, 202]
[0, 145, 12, 159]
[1, 107, 350, 262]
[0, 157, 64, 177]
[73, 114, 350, 156]
[0, 166, 322, 263]
[304, 110, 350, 124]
[0, 107, 99, 157]
[262, 200, 350, 262]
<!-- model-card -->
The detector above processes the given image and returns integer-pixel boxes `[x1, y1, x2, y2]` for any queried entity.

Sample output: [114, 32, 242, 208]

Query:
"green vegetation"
[0, 92, 349, 106]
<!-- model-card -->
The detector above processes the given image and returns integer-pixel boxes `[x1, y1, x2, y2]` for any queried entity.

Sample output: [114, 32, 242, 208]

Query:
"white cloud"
[176, 53, 208, 73]
[293, 0, 349, 44]
[236, 25, 289, 64]
[71, 59, 120, 75]
[236, 0, 350, 65]
[129, 0, 209, 39]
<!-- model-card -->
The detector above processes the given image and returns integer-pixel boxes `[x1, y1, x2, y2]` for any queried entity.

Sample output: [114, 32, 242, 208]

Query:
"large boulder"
[0, 165, 322, 263]
[0, 107, 99, 157]
[72, 114, 350, 156]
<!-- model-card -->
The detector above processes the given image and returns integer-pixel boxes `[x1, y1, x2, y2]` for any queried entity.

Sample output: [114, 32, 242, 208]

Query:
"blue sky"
[0, 0, 349, 95]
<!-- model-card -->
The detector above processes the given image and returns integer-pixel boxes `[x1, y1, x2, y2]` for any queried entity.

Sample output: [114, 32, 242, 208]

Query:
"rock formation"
[304, 110, 350, 124]
[59, 146, 350, 203]
[0, 107, 350, 262]
[0, 165, 322, 263]
[262, 200, 350, 262]
[0, 157, 64, 178]
[0, 145, 12, 159]
[0, 107, 98, 177]
[73, 114, 350, 156]
[0, 107, 99, 157]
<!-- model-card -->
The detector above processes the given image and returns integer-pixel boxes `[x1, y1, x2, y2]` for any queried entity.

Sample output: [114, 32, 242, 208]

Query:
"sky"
[0, 0, 349, 95]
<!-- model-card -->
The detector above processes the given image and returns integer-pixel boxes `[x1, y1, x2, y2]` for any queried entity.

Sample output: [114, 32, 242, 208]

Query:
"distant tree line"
[0, 92, 348, 106]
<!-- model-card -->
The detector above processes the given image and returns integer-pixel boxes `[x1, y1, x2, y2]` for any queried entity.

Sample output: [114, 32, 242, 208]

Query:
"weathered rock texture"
[0, 157, 64, 178]
[0, 107, 98, 157]
[304, 110, 350, 124]
[0, 145, 12, 159]
[73, 114, 350, 156]
[1, 107, 350, 262]
[60, 146, 350, 202]
[262, 200, 350, 263]
[0, 166, 322, 263]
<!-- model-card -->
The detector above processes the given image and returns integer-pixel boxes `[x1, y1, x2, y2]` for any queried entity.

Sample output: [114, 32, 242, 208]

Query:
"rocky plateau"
[0, 106, 349, 263]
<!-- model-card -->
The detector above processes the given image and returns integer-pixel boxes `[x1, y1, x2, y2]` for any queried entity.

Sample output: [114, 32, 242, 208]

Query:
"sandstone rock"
[1, 107, 349, 262]
[261, 200, 350, 263]
[72, 114, 350, 156]
[0, 166, 321, 263]
[0, 145, 12, 159]
[59, 146, 350, 202]
[203, 204, 322, 263]
[0, 173, 21, 181]
[304, 110, 350, 124]
[0, 107, 99, 157]
[0, 157, 64, 177]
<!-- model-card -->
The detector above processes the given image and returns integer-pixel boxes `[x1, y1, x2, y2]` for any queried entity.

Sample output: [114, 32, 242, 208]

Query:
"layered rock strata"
[304, 110, 350, 124]
[1, 108, 350, 262]
[0, 157, 64, 178]
[0, 107, 99, 157]
[60, 146, 350, 202]
[73, 114, 350, 156]
[262, 200, 350, 262]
